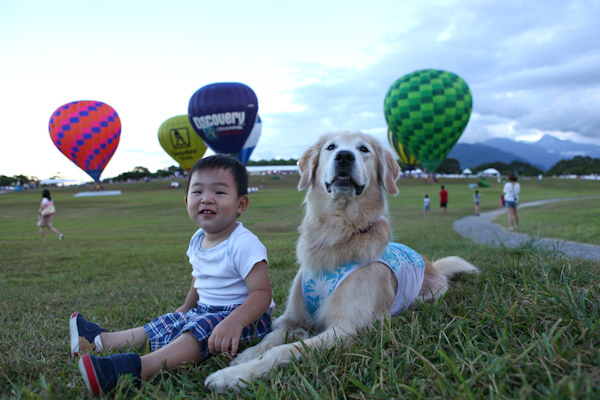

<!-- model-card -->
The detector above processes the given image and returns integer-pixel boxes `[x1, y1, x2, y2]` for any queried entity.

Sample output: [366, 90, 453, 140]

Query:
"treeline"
[107, 159, 300, 182]
[247, 159, 298, 166]
[404, 158, 544, 176]
[107, 166, 182, 182]
[546, 156, 600, 176]
[461, 160, 542, 176]
[3, 155, 599, 187]
[108, 159, 299, 181]
[417, 156, 600, 176]
[0, 174, 37, 186]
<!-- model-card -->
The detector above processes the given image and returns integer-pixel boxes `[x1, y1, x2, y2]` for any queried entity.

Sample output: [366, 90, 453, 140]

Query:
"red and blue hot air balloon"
[188, 82, 258, 158]
[48, 100, 121, 182]
[238, 115, 262, 165]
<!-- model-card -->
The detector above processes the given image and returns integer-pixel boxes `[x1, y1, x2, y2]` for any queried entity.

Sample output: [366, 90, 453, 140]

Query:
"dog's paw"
[205, 367, 249, 393]
[230, 346, 263, 365]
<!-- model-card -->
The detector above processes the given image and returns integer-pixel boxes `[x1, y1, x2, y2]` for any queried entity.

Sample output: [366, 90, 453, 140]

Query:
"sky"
[1, 0, 599, 182]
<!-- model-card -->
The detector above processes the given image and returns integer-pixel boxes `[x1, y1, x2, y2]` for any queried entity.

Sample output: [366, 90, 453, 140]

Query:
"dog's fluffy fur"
[205, 131, 478, 392]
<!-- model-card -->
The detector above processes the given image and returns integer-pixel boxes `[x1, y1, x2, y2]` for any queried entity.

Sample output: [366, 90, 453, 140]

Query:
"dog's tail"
[419, 256, 479, 301]
[432, 256, 479, 279]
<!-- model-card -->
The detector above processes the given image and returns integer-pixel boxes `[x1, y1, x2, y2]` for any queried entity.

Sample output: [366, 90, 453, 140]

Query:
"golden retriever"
[205, 131, 478, 392]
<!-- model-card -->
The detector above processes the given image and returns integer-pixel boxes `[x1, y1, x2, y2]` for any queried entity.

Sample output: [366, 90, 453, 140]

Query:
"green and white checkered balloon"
[384, 69, 472, 172]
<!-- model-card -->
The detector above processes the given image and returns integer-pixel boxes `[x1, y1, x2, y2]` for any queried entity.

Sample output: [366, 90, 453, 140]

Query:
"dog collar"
[352, 222, 375, 237]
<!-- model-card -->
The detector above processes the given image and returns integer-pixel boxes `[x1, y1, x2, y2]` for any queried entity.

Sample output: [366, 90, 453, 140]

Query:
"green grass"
[493, 198, 600, 245]
[1, 176, 600, 399]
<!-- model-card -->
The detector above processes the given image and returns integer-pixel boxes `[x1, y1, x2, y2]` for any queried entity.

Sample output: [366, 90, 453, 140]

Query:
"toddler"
[70, 155, 275, 395]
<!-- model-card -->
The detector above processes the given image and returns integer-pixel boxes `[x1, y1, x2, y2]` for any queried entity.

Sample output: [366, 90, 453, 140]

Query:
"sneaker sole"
[79, 354, 102, 395]
[70, 312, 80, 357]
[70, 312, 99, 358]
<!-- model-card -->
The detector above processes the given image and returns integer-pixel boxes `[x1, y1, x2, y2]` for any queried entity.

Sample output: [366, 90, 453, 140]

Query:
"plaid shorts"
[143, 304, 272, 361]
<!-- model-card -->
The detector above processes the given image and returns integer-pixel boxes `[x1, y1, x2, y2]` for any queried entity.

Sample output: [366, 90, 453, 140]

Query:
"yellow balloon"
[388, 129, 419, 168]
[158, 115, 207, 171]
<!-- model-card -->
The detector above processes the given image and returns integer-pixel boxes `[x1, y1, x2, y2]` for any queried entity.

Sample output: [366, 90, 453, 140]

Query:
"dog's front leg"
[230, 328, 288, 366]
[205, 326, 349, 392]
[231, 270, 309, 366]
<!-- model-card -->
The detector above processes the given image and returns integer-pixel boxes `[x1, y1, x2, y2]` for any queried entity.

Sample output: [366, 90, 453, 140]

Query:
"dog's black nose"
[335, 151, 355, 167]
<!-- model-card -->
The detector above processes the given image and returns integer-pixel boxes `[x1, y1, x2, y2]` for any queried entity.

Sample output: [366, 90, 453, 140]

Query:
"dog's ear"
[377, 145, 400, 195]
[297, 142, 321, 191]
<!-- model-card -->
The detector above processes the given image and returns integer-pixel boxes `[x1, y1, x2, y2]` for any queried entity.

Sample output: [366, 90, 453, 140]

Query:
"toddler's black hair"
[185, 154, 248, 197]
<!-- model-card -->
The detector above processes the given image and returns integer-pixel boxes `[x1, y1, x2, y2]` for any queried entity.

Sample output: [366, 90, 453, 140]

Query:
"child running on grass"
[70, 154, 275, 396]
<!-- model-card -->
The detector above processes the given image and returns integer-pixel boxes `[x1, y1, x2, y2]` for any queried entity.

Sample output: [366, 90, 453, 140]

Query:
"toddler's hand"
[208, 317, 244, 356]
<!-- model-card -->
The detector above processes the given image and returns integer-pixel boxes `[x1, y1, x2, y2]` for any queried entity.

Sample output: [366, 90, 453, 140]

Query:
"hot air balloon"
[48, 100, 121, 182]
[384, 69, 472, 172]
[237, 115, 262, 165]
[158, 115, 207, 171]
[188, 82, 258, 158]
[387, 129, 419, 169]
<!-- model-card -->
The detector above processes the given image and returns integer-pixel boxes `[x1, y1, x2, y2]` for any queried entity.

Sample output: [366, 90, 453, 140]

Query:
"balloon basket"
[74, 190, 122, 197]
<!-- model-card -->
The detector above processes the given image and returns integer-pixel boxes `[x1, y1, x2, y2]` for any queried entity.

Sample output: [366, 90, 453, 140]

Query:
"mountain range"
[447, 135, 600, 171]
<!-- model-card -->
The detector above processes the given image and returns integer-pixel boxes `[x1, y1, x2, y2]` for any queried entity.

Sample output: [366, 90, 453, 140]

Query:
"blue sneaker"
[79, 353, 142, 395]
[70, 312, 106, 357]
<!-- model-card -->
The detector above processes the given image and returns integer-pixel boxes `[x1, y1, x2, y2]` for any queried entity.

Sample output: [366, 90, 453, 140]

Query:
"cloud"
[252, 0, 600, 160]
[2, 0, 599, 179]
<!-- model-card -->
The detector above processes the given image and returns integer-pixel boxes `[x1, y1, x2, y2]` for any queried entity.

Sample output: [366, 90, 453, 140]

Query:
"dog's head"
[298, 131, 400, 199]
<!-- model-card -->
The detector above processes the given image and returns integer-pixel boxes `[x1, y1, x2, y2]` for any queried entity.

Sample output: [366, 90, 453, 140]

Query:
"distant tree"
[0, 175, 15, 186]
[435, 158, 460, 174]
[109, 166, 152, 181]
[106, 165, 185, 182]
[154, 165, 183, 178]
[547, 156, 600, 176]
[133, 166, 150, 174]
[0, 174, 38, 186]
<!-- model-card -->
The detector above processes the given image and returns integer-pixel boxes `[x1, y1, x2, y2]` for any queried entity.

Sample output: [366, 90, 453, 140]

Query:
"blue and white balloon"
[238, 115, 262, 165]
[188, 82, 259, 158]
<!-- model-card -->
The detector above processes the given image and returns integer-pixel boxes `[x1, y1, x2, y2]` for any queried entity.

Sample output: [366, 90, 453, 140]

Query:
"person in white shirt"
[473, 190, 481, 216]
[503, 173, 521, 230]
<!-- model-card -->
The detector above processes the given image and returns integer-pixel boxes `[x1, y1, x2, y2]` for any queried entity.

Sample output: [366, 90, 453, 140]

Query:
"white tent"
[462, 168, 472, 175]
[482, 168, 500, 176]
[40, 178, 82, 186]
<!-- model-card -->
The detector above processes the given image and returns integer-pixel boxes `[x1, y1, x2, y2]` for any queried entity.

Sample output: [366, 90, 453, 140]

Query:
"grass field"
[1, 176, 599, 399]
[492, 197, 600, 246]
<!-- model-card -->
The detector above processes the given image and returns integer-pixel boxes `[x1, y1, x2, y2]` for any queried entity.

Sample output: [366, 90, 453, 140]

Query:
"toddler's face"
[186, 168, 247, 235]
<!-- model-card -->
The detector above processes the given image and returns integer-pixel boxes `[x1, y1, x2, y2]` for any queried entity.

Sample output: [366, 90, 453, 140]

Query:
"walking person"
[439, 185, 448, 215]
[38, 189, 64, 241]
[423, 194, 431, 216]
[473, 190, 481, 216]
[503, 173, 520, 230]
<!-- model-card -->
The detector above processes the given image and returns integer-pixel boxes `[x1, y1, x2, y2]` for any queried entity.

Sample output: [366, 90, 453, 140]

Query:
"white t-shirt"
[503, 182, 520, 202]
[186, 222, 274, 314]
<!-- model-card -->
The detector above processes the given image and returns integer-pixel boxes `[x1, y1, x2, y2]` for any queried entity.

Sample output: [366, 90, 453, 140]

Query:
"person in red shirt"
[439, 186, 448, 214]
